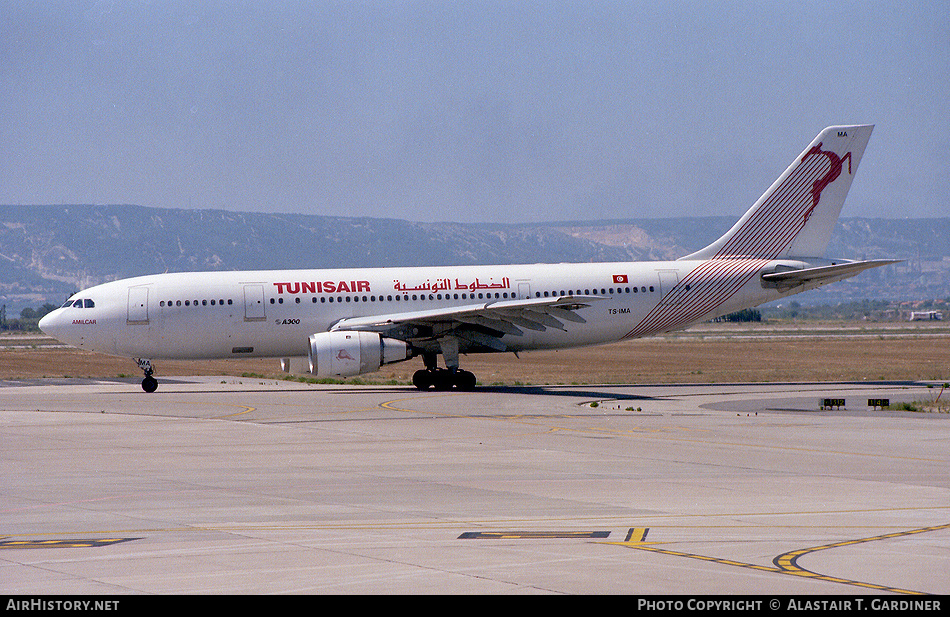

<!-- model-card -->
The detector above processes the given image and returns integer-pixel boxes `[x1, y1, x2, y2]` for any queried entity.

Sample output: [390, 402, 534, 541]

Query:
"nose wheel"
[136, 358, 158, 393]
[142, 375, 158, 393]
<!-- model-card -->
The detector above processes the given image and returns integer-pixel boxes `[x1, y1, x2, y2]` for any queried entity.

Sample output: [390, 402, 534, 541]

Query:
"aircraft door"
[518, 282, 531, 300]
[243, 284, 266, 321]
[656, 270, 681, 306]
[128, 286, 149, 324]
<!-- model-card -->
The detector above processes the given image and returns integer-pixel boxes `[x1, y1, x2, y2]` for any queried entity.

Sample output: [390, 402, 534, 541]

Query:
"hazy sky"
[2, 1, 948, 223]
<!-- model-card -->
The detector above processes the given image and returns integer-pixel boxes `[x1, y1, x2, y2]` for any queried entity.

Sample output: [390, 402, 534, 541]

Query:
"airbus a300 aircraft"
[40, 125, 895, 392]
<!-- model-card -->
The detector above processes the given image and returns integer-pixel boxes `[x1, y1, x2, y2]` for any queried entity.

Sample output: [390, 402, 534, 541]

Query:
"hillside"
[1, 205, 946, 312]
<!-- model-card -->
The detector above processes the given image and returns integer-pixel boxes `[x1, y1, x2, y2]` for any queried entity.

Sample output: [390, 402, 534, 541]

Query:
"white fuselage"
[39, 258, 801, 362]
[38, 125, 880, 386]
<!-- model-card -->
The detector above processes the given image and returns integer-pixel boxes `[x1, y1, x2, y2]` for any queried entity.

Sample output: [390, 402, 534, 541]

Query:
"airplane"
[39, 124, 896, 393]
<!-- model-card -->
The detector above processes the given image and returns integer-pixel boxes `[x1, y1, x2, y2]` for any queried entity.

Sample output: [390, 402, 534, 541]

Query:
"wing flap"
[329, 295, 604, 344]
[458, 314, 524, 337]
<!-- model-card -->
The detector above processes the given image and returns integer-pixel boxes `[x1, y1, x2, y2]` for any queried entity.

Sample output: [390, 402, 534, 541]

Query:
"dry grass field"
[3, 322, 948, 385]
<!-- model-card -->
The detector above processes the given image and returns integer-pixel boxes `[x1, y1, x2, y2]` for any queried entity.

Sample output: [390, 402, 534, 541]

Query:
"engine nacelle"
[308, 331, 410, 378]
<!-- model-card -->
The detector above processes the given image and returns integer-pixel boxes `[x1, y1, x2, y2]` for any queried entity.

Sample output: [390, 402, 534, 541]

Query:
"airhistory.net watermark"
[6, 599, 120, 611]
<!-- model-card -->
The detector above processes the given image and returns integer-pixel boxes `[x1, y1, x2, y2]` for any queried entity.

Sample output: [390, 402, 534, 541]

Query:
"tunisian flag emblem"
[612, 274, 628, 284]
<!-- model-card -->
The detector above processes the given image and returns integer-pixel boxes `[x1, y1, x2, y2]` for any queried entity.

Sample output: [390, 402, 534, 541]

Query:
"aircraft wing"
[761, 259, 900, 289]
[330, 295, 605, 351]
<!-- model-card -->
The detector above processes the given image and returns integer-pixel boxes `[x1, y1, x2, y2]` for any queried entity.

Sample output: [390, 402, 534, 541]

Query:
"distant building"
[910, 310, 943, 321]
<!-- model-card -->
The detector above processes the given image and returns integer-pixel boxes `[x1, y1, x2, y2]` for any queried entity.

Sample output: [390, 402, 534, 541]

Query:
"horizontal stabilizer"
[761, 259, 900, 288]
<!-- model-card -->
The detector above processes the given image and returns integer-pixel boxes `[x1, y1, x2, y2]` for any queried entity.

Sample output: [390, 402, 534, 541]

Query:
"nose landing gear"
[136, 358, 158, 393]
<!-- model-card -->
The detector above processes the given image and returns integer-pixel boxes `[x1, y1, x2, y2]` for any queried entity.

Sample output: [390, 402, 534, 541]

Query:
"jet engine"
[308, 331, 410, 378]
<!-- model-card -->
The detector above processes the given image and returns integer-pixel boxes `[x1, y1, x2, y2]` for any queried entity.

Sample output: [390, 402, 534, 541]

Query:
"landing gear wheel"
[142, 376, 158, 393]
[135, 358, 158, 393]
[412, 368, 477, 392]
[412, 369, 433, 391]
[454, 370, 476, 391]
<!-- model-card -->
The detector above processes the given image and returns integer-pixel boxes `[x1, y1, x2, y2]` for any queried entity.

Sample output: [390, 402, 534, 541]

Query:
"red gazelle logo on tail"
[801, 142, 853, 223]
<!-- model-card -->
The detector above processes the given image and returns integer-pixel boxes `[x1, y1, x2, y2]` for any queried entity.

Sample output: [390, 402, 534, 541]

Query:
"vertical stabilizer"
[681, 125, 873, 261]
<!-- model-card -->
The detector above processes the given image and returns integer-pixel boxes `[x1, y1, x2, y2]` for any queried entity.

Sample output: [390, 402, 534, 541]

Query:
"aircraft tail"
[681, 125, 874, 261]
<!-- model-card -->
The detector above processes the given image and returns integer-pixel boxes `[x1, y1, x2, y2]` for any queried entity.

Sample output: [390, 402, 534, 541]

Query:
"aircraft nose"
[38, 309, 64, 339]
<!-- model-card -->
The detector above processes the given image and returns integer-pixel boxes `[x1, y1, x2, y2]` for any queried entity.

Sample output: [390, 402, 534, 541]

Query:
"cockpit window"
[63, 298, 95, 308]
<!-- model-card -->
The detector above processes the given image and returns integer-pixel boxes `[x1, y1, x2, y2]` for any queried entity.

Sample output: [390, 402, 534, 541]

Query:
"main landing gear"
[411, 340, 477, 391]
[412, 368, 477, 391]
[136, 358, 158, 393]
